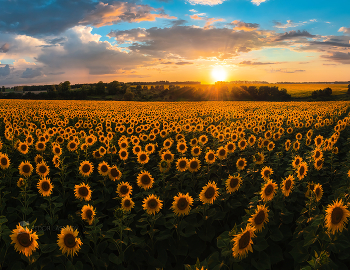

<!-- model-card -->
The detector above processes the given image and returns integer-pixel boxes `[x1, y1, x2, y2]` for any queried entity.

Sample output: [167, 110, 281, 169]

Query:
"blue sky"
[0, 0, 349, 86]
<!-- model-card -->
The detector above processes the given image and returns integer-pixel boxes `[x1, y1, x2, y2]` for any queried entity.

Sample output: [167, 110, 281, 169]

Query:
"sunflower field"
[1, 100, 350, 270]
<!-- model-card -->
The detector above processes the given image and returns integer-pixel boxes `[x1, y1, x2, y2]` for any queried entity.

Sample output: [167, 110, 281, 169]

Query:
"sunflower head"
[226, 175, 242, 194]
[116, 181, 133, 197]
[57, 225, 82, 257]
[121, 196, 135, 212]
[236, 158, 247, 171]
[281, 175, 294, 197]
[137, 171, 154, 190]
[37, 177, 54, 197]
[81, 204, 96, 225]
[325, 199, 350, 234]
[260, 180, 278, 202]
[142, 194, 163, 215]
[176, 157, 188, 172]
[79, 161, 94, 177]
[10, 224, 39, 257]
[171, 193, 194, 216]
[248, 205, 269, 232]
[232, 224, 256, 260]
[199, 181, 219, 204]
[74, 183, 92, 201]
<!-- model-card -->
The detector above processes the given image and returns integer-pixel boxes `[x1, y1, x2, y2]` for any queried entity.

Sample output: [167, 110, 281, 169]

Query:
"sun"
[211, 66, 227, 82]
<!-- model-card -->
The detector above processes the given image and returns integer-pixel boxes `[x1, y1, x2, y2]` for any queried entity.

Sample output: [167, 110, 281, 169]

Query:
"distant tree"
[323, 87, 332, 96]
[107, 81, 120, 95]
[123, 90, 134, 101]
[347, 84, 350, 95]
[96, 81, 105, 95]
[142, 85, 148, 91]
[48, 85, 56, 92]
[1, 86, 5, 92]
[61, 81, 71, 92]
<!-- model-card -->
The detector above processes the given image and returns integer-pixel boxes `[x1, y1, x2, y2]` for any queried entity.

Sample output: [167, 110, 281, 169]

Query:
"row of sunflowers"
[1, 100, 350, 269]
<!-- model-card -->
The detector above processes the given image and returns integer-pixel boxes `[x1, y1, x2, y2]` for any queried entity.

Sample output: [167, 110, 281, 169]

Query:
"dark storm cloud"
[0, 64, 10, 76]
[275, 30, 315, 41]
[0, 1, 175, 36]
[21, 68, 43, 78]
[108, 25, 268, 60]
[167, 19, 188, 27]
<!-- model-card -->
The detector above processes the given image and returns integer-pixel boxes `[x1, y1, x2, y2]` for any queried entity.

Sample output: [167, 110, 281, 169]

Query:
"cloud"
[21, 68, 42, 78]
[251, 0, 268, 6]
[167, 19, 188, 27]
[13, 59, 36, 68]
[273, 20, 307, 29]
[0, 43, 10, 53]
[309, 41, 350, 47]
[321, 52, 350, 64]
[275, 30, 315, 41]
[0, 64, 10, 77]
[239, 61, 278, 65]
[338, 27, 350, 34]
[231, 20, 259, 31]
[176, 61, 193, 65]
[189, 9, 198, 12]
[186, 0, 226, 6]
[80, 2, 177, 27]
[108, 25, 268, 60]
[268, 68, 305, 73]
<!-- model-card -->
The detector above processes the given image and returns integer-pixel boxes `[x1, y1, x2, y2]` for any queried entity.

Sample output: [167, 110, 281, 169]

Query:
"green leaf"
[40, 243, 57, 253]
[108, 253, 122, 265]
[253, 237, 269, 252]
[251, 251, 271, 270]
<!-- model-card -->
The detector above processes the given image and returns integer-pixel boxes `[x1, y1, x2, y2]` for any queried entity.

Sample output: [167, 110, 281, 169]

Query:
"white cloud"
[251, 0, 268, 6]
[338, 27, 350, 34]
[189, 9, 198, 12]
[186, 0, 226, 6]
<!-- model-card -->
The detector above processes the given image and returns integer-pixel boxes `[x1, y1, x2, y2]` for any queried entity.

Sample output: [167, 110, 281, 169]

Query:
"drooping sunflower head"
[171, 193, 194, 216]
[297, 162, 308, 180]
[260, 180, 278, 202]
[225, 175, 242, 194]
[10, 224, 39, 257]
[314, 158, 323, 171]
[232, 224, 256, 260]
[37, 177, 54, 197]
[253, 152, 264, 165]
[52, 155, 60, 168]
[285, 140, 291, 151]
[281, 175, 294, 197]
[188, 158, 201, 173]
[116, 181, 133, 197]
[108, 166, 122, 181]
[142, 194, 163, 215]
[57, 225, 82, 257]
[74, 183, 92, 201]
[199, 181, 219, 204]
[325, 199, 350, 234]
[81, 204, 96, 225]
[79, 161, 94, 177]
[313, 184, 323, 202]
[137, 170, 154, 190]
[248, 205, 269, 232]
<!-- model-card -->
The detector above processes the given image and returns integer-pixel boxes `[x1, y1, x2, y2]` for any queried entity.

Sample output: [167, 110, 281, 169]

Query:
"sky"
[0, 0, 349, 87]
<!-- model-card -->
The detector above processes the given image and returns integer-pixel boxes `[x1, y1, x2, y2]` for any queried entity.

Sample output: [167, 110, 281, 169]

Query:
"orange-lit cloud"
[251, 0, 268, 6]
[231, 20, 259, 31]
[186, 0, 226, 6]
[80, 2, 176, 27]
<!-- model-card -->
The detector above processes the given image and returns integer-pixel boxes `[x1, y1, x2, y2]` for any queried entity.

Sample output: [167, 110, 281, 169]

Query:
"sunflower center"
[238, 231, 251, 250]
[141, 175, 151, 185]
[86, 209, 93, 219]
[70, 142, 76, 149]
[78, 187, 89, 197]
[315, 187, 320, 196]
[110, 168, 119, 178]
[208, 153, 214, 160]
[21, 144, 27, 151]
[39, 165, 47, 174]
[238, 160, 244, 167]
[17, 232, 33, 247]
[148, 198, 158, 209]
[256, 155, 262, 162]
[140, 154, 147, 161]
[41, 181, 50, 191]
[177, 198, 188, 210]
[227, 144, 233, 150]
[147, 146, 153, 151]
[64, 234, 76, 248]
[230, 177, 239, 188]
[263, 170, 270, 177]
[38, 143, 44, 149]
[164, 154, 172, 160]
[179, 160, 187, 169]
[54, 147, 60, 154]
[121, 151, 126, 157]
[190, 161, 198, 169]
[316, 138, 321, 145]
[265, 184, 273, 196]
[120, 185, 129, 195]
[22, 164, 31, 174]
[285, 180, 291, 191]
[317, 160, 322, 166]
[179, 144, 185, 151]
[82, 164, 91, 173]
[1, 157, 8, 166]
[101, 165, 108, 173]
[295, 160, 300, 166]
[315, 152, 320, 159]
[331, 207, 344, 225]
[204, 187, 215, 199]
[219, 149, 225, 156]
[299, 166, 305, 175]
[254, 210, 265, 225]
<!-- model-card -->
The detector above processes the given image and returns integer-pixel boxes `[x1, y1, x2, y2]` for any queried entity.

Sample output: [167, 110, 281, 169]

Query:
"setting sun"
[211, 66, 227, 82]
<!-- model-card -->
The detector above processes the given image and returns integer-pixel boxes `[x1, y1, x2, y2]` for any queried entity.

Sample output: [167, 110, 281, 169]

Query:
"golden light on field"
[211, 66, 227, 82]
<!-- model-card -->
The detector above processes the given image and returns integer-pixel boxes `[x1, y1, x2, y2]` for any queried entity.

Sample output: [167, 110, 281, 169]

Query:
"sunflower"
[297, 162, 308, 180]
[225, 142, 236, 153]
[325, 199, 350, 234]
[159, 160, 171, 173]
[17, 178, 25, 188]
[205, 150, 216, 164]
[248, 205, 269, 232]
[232, 224, 256, 260]
[132, 145, 142, 155]
[161, 150, 174, 163]
[261, 166, 273, 181]
[285, 140, 291, 151]
[281, 175, 294, 197]
[314, 135, 324, 147]
[177, 142, 187, 154]
[236, 157, 247, 171]
[188, 157, 201, 173]
[225, 175, 242, 194]
[18, 161, 33, 177]
[171, 193, 194, 216]
[137, 170, 154, 190]
[191, 146, 202, 157]
[260, 180, 278, 202]
[119, 149, 129, 161]
[199, 181, 219, 204]
[163, 138, 173, 149]
[97, 161, 110, 176]
[216, 147, 227, 160]
[74, 183, 92, 201]
[314, 158, 323, 170]
[18, 142, 29, 155]
[37, 177, 54, 197]
[35, 141, 46, 152]
[52, 144, 62, 156]
[79, 161, 94, 177]
[293, 141, 300, 151]
[67, 140, 78, 152]
[10, 224, 39, 257]
[313, 184, 323, 202]
[292, 156, 303, 169]
[199, 135, 208, 145]
[238, 139, 247, 151]
[36, 162, 50, 178]
[143, 194, 163, 215]
[267, 141, 275, 151]
[0, 153, 10, 169]
[176, 157, 188, 172]
[108, 166, 122, 181]
[52, 155, 60, 168]
[121, 196, 135, 212]
[312, 148, 323, 160]
[145, 143, 156, 154]
[57, 225, 82, 257]
[137, 151, 149, 164]
[116, 181, 133, 197]
[81, 204, 96, 225]
[253, 152, 264, 165]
